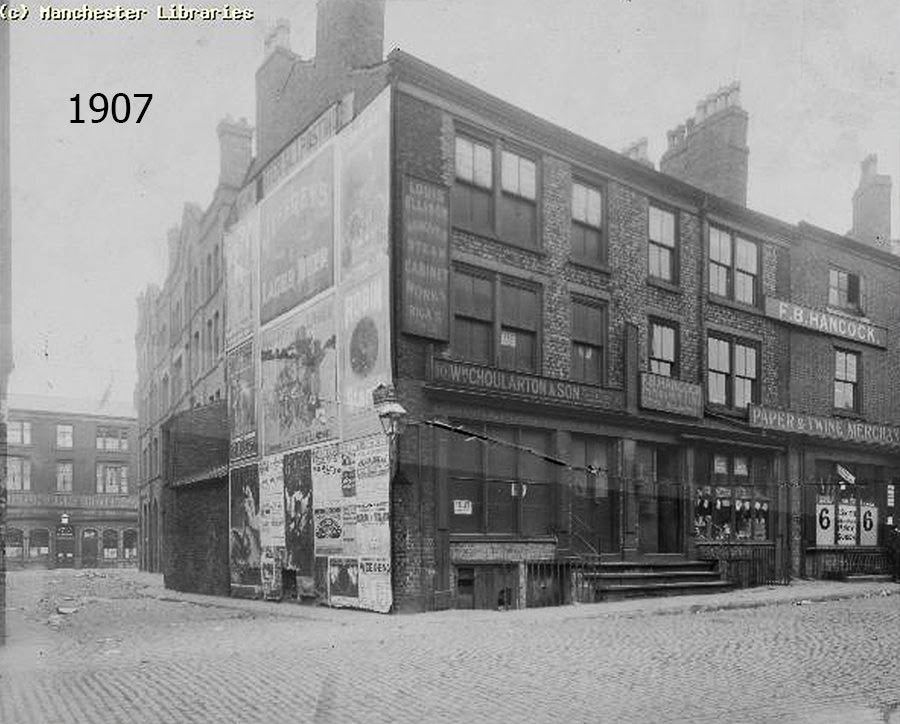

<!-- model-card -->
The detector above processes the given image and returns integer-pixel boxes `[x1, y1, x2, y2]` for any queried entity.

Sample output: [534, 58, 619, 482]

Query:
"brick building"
[2, 396, 137, 569]
[134, 117, 252, 573]
[158, 0, 899, 611]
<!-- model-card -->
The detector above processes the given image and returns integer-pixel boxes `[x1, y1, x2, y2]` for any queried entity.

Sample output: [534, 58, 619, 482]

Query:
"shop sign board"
[764, 297, 887, 348]
[639, 373, 703, 418]
[749, 405, 900, 447]
[860, 504, 878, 546]
[401, 177, 450, 340]
[837, 504, 857, 545]
[431, 358, 624, 411]
[815, 503, 835, 546]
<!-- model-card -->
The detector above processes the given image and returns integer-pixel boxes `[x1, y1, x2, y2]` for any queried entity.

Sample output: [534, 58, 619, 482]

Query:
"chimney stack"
[216, 116, 253, 188]
[850, 154, 891, 249]
[264, 18, 291, 58]
[659, 81, 749, 206]
[315, 0, 385, 70]
[621, 137, 653, 169]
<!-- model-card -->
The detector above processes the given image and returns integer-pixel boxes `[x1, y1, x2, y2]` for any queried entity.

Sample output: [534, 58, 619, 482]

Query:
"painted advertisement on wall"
[338, 87, 390, 279]
[227, 340, 257, 461]
[339, 271, 391, 440]
[283, 448, 315, 589]
[259, 147, 334, 326]
[224, 205, 259, 350]
[229, 464, 261, 587]
[260, 296, 338, 454]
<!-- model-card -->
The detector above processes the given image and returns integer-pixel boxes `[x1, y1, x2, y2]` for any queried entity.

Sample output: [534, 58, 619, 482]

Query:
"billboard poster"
[328, 557, 360, 608]
[260, 297, 338, 454]
[314, 504, 343, 556]
[356, 501, 390, 556]
[815, 503, 835, 546]
[349, 434, 390, 502]
[283, 448, 314, 577]
[338, 87, 390, 279]
[837, 504, 857, 545]
[338, 272, 391, 440]
[258, 454, 285, 549]
[260, 546, 283, 601]
[341, 502, 358, 556]
[358, 557, 392, 613]
[860, 504, 878, 546]
[229, 464, 261, 586]
[259, 147, 334, 325]
[227, 340, 257, 461]
[224, 205, 259, 350]
[311, 442, 342, 503]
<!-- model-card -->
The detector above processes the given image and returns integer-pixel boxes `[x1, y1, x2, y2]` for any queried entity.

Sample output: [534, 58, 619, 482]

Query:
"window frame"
[570, 296, 607, 385]
[706, 332, 760, 411]
[56, 461, 74, 493]
[570, 179, 607, 267]
[648, 317, 679, 378]
[450, 264, 542, 374]
[8, 420, 32, 446]
[7, 456, 31, 491]
[828, 268, 863, 313]
[708, 225, 761, 307]
[452, 129, 541, 251]
[833, 347, 861, 414]
[648, 202, 679, 284]
[56, 423, 74, 450]
[96, 462, 129, 494]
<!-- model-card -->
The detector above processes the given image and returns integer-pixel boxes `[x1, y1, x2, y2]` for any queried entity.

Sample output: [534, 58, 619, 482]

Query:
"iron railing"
[806, 547, 892, 579]
[695, 542, 790, 588]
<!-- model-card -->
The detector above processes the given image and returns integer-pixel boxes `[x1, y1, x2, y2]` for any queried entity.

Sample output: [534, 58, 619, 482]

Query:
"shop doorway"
[638, 445, 682, 555]
[55, 523, 76, 567]
[570, 436, 618, 556]
[81, 529, 99, 568]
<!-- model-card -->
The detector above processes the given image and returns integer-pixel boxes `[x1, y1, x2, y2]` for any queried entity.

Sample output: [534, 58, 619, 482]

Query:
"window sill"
[647, 277, 682, 294]
[707, 294, 764, 317]
[705, 404, 750, 421]
[832, 408, 863, 420]
[568, 256, 610, 274]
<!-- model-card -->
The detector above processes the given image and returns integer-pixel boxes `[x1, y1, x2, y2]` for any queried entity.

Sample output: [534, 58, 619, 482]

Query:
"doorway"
[81, 529, 99, 568]
[638, 444, 683, 555]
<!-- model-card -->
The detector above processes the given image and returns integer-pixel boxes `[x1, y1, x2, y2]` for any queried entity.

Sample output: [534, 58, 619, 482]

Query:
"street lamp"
[372, 383, 408, 479]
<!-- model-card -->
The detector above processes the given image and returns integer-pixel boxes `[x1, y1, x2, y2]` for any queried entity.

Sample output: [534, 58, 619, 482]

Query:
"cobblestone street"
[1, 569, 899, 724]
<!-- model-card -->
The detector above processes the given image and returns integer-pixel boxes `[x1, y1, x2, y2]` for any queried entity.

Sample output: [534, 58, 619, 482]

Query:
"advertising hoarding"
[227, 340, 257, 461]
[229, 464, 261, 586]
[283, 448, 314, 580]
[260, 296, 339, 454]
[224, 205, 259, 350]
[259, 148, 334, 325]
[258, 454, 286, 550]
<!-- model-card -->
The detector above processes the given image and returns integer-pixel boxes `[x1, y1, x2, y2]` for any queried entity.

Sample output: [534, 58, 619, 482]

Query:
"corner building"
[214, 0, 899, 611]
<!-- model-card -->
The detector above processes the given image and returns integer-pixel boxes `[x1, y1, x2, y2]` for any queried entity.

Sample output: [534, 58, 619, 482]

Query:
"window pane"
[734, 378, 752, 408]
[572, 183, 586, 222]
[520, 158, 536, 200]
[709, 372, 727, 405]
[487, 426, 516, 480]
[473, 144, 492, 188]
[501, 151, 518, 193]
[845, 352, 857, 381]
[708, 338, 730, 372]
[455, 137, 473, 182]
[709, 263, 729, 297]
[709, 228, 731, 264]
[735, 271, 755, 305]
[520, 429, 550, 482]
[586, 188, 602, 227]
[486, 481, 516, 533]
[649, 206, 674, 247]
[736, 238, 757, 274]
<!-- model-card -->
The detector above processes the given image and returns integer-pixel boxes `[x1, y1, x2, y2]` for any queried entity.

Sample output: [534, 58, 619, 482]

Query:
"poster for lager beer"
[259, 147, 334, 325]
[338, 87, 389, 279]
[226, 340, 257, 461]
[224, 205, 259, 350]
[229, 464, 261, 586]
[260, 296, 338, 454]
[258, 454, 286, 550]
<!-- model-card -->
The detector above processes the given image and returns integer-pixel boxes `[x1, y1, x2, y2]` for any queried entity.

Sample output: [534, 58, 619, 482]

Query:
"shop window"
[571, 298, 606, 385]
[648, 204, 677, 282]
[834, 349, 860, 412]
[29, 529, 49, 558]
[56, 462, 74, 493]
[448, 423, 554, 537]
[123, 529, 138, 559]
[103, 530, 119, 560]
[812, 461, 880, 547]
[649, 319, 678, 377]
[4, 528, 23, 561]
[56, 423, 74, 449]
[7, 456, 31, 491]
[8, 420, 31, 445]
[709, 226, 759, 306]
[571, 181, 605, 264]
[828, 269, 861, 311]
[694, 453, 771, 541]
[707, 334, 758, 410]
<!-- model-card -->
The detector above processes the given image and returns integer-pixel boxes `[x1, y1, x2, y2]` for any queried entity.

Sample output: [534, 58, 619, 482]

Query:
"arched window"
[103, 530, 119, 560]
[29, 529, 50, 558]
[4, 528, 24, 560]
[123, 529, 137, 559]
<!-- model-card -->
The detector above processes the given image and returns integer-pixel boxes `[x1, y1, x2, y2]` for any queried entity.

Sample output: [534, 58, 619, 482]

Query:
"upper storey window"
[453, 133, 539, 249]
[648, 205, 677, 283]
[828, 270, 862, 312]
[709, 226, 759, 306]
[571, 181, 605, 265]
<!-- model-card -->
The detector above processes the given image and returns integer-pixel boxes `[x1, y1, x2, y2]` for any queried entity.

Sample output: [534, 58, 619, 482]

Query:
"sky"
[9, 0, 900, 414]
